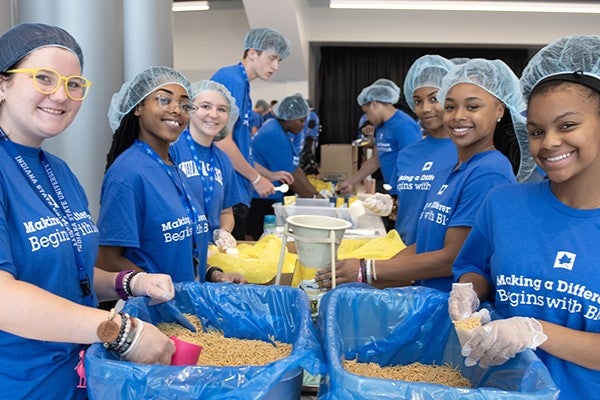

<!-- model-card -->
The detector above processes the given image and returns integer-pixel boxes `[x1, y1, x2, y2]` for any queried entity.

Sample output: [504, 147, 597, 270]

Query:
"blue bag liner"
[85, 282, 326, 400]
[317, 285, 559, 400]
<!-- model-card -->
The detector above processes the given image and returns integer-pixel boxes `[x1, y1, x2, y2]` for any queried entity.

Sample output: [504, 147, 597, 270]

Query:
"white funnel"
[286, 215, 351, 268]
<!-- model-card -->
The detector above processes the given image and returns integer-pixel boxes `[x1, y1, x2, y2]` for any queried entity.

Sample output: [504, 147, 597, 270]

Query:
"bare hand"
[253, 176, 275, 197]
[315, 258, 361, 289]
[336, 181, 354, 195]
[211, 271, 248, 284]
[271, 171, 294, 185]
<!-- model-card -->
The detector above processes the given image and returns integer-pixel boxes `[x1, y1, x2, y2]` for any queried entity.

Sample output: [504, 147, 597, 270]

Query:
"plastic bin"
[317, 285, 559, 400]
[273, 199, 358, 228]
[85, 282, 326, 400]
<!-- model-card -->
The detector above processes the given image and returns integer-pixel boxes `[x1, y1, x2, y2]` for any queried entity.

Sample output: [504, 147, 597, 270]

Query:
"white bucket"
[286, 214, 351, 268]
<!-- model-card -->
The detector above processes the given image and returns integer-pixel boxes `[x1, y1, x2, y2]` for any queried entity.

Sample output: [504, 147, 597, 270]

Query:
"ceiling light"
[329, 0, 600, 13]
[172, 1, 210, 12]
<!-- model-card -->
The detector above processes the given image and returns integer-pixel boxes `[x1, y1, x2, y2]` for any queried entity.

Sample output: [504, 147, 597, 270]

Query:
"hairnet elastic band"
[536, 70, 600, 94]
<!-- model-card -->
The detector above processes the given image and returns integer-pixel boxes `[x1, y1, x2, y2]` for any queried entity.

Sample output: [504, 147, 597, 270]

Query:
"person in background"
[337, 79, 422, 196]
[171, 80, 246, 262]
[298, 98, 321, 175]
[390, 54, 457, 246]
[0, 23, 176, 398]
[263, 99, 278, 122]
[317, 59, 535, 292]
[97, 66, 242, 284]
[449, 35, 600, 400]
[250, 98, 269, 137]
[211, 28, 293, 240]
[247, 94, 322, 240]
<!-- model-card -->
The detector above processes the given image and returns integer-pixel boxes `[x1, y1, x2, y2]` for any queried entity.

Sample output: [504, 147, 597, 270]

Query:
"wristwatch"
[97, 309, 120, 344]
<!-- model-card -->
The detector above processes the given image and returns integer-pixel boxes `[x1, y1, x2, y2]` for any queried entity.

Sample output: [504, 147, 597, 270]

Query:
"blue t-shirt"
[0, 142, 97, 399]
[394, 136, 457, 246]
[453, 181, 600, 400]
[415, 150, 516, 291]
[211, 63, 253, 206]
[97, 145, 209, 283]
[375, 110, 421, 194]
[252, 119, 297, 202]
[172, 130, 239, 240]
[250, 110, 263, 131]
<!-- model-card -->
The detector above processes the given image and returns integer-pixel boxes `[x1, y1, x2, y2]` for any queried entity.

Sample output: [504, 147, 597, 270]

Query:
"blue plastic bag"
[317, 285, 559, 400]
[85, 282, 326, 400]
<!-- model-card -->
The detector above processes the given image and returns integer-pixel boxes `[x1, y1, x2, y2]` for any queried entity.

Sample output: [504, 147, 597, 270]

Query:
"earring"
[497, 117, 501, 122]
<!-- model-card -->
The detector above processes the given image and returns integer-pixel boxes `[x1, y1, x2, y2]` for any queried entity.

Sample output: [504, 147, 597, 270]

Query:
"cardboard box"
[319, 144, 358, 182]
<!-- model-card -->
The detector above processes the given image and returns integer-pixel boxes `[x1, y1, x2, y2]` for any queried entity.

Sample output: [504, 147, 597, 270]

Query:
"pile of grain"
[157, 314, 292, 366]
[343, 359, 472, 388]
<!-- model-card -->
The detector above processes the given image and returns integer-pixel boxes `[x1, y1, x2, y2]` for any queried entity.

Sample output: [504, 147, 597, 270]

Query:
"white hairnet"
[371, 78, 401, 95]
[437, 59, 535, 182]
[520, 35, 600, 103]
[273, 94, 309, 120]
[403, 54, 455, 111]
[243, 27, 291, 59]
[357, 82, 400, 106]
[190, 79, 240, 141]
[108, 66, 192, 132]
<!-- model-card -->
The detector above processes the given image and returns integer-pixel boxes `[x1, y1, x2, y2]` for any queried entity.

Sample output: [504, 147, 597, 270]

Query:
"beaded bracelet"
[114, 317, 138, 354]
[121, 320, 145, 356]
[124, 271, 140, 298]
[103, 312, 128, 350]
[115, 270, 135, 300]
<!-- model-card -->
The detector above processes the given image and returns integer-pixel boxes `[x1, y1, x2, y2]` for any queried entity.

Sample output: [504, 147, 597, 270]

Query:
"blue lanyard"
[238, 62, 251, 129]
[183, 130, 215, 213]
[0, 128, 93, 304]
[133, 140, 202, 277]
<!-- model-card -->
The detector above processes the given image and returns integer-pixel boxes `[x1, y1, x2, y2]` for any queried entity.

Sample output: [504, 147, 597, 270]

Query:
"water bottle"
[261, 214, 277, 238]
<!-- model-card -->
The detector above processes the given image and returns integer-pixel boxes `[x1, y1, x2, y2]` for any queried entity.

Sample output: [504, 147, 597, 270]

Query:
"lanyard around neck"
[183, 130, 216, 212]
[0, 127, 93, 304]
[134, 140, 201, 269]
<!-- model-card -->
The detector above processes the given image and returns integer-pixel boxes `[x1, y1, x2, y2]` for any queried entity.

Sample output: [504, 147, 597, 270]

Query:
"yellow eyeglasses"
[6, 67, 92, 101]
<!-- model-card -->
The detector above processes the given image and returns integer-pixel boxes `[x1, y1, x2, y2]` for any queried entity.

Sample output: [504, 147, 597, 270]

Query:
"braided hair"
[493, 110, 520, 177]
[105, 107, 140, 172]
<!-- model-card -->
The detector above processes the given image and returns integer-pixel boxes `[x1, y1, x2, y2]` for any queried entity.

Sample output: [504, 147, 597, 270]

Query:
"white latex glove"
[319, 189, 333, 198]
[449, 282, 480, 321]
[130, 272, 175, 303]
[363, 193, 393, 216]
[213, 229, 237, 251]
[462, 317, 547, 368]
[122, 320, 175, 365]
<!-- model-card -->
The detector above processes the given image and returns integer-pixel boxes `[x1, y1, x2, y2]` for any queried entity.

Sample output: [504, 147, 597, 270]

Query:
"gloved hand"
[122, 320, 175, 365]
[462, 317, 547, 368]
[449, 282, 480, 321]
[319, 189, 333, 198]
[363, 193, 393, 216]
[130, 272, 174, 303]
[213, 229, 237, 251]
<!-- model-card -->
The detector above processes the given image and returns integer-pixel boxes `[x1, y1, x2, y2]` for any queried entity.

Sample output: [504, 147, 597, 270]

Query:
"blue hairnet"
[520, 35, 600, 103]
[357, 82, 400, 106]
[108, 66, 192, 132]
[403, 55, 455, 111]
[243, 27, 291, 59]
[190, 79, 240, 141]
[273, 94, 309, 121]
[437, 59, 535, 182]
[371, 78, 401, 95]
[0, 22, 83, 72]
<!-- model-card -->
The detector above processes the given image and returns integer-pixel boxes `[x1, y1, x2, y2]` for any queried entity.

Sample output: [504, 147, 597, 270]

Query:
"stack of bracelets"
[358, 258, 378, 285]
[115, 270, 140, 301]
[98, 308, 145, 356]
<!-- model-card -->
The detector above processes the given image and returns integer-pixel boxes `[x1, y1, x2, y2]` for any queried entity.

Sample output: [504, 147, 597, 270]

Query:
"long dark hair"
[105, 108, 140, 172]
[493, 110, 520, 177]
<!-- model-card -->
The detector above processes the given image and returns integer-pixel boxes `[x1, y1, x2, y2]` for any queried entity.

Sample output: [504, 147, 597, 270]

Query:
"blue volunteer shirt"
[0, 143, 98, 399]
[98, 145, 209, 283]
[394, 136, 457, 246]
[375, 109, 421, 194]
[416, 150, 515, 291]
[454, 181, 600, 400]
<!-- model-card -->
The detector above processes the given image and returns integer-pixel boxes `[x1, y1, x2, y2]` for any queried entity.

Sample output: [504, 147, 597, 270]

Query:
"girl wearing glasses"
[0, 23, 176, 398]
[171, 80, 244, 258]
[97, 66, 228, 284]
